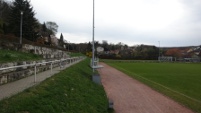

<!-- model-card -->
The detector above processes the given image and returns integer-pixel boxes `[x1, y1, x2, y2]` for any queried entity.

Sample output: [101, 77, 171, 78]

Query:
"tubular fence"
[0, 56, 85, 83]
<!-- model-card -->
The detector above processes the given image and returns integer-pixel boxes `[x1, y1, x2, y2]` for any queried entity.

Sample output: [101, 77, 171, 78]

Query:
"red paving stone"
[97, 63, 194, 113]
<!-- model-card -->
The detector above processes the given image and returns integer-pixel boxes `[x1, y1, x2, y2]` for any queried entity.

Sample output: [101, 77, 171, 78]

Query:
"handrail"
[0, 57, 81, 71]
[0, 64, 35, 71]
[0, 56, 85, 83]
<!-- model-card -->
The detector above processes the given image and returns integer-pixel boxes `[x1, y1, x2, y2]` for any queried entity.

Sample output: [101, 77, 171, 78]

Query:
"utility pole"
[158, 41, 160, 61]
[20, 11, 23, 45]
[92, 0, 95, 72]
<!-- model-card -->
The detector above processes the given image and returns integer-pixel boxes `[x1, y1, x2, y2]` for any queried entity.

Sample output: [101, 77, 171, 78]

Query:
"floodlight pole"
[68, 42, 69, 51]
[158, 41, 160, 61]
[20, 11, 23, 45]
[92, 0, 95, 72]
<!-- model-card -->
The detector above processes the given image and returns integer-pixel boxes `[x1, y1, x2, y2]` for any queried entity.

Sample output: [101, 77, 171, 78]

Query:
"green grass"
[69, 52, 85, 57]
[105, 60, 201, 113]
[0, 58, 109, 113]
[0, 49, 42, 63]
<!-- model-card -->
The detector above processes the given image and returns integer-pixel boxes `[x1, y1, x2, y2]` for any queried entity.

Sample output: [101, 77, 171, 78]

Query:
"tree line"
[0, 0, 160, 60]
[2, 0, 198, 60]
[0, 0, 61, 46]
[73, 41, 160, 60]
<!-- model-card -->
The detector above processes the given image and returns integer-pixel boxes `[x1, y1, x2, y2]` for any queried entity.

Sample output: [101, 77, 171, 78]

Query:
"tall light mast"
[92, 0, 95, 72]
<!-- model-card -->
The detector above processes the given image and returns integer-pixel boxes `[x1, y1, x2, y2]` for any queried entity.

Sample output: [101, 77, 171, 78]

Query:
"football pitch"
[105, 61, 201, 113]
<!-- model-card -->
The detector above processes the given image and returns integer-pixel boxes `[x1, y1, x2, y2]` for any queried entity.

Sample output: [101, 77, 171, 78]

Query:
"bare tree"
[46, 21, 58, 36]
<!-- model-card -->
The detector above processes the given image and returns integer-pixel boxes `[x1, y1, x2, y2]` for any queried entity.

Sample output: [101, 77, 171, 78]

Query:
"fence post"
[64, 59, 66, 67]
[60, 59, 62, 70]
[34, 64, 36, 83]
[51, 62, 53, 75]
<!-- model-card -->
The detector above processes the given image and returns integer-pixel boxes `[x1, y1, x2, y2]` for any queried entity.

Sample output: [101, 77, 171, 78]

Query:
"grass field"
[105, 60, 201, 113]
[0, 58, 110, 113]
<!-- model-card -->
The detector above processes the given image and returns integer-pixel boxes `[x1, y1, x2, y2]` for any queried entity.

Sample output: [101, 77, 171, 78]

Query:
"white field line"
[115, 66, 201, 104]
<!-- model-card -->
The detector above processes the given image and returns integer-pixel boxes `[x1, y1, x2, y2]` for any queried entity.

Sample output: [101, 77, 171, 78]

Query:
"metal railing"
[90, 58, 104, 69]
[0, 56, 85, 83]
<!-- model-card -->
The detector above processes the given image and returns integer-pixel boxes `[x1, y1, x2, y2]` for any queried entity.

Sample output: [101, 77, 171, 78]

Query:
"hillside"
[0, 49, 43, 63]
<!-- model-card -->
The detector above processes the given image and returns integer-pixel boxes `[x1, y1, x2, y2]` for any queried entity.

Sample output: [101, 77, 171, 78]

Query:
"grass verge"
[0, 49, 42, 63]
[69, 52, 85, 57]
[104, 60, 201, 113]
[0, 58, 109, 113]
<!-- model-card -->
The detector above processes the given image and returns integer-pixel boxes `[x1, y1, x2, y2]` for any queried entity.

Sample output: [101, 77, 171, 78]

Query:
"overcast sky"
[29, 0, 201, 47]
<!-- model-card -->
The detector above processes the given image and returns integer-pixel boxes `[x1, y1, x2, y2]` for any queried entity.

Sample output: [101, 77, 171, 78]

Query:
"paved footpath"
[97, 63, 194, 113]
[0, 58, 84, 101]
